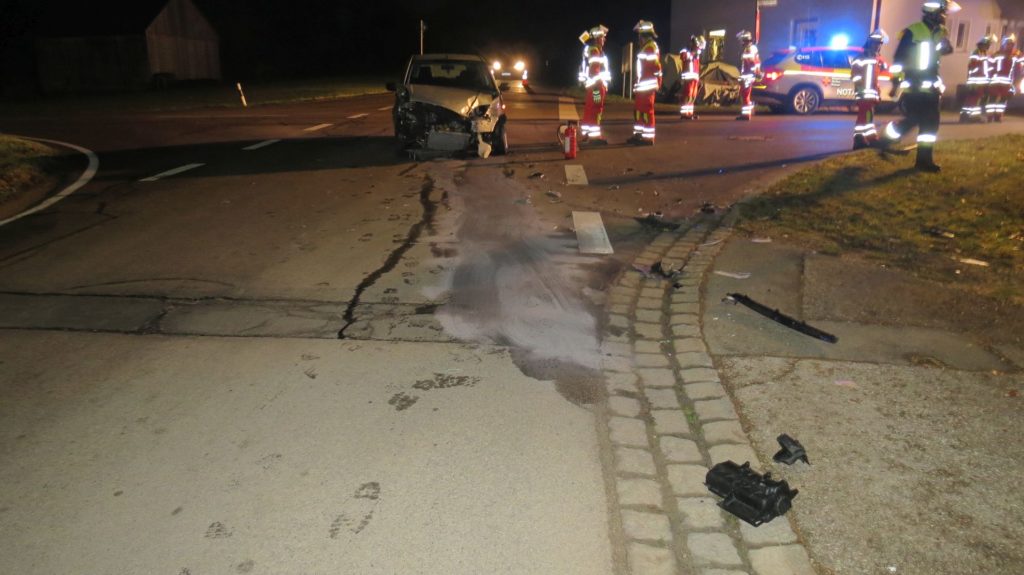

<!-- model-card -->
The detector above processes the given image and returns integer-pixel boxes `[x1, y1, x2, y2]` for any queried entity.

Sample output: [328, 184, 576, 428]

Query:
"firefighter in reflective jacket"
[851, 29, 889, 149]
[629, 20, 662, 145]
[578, 25, 611, 142]
[678, 35, 706, 120]
[882, 0, 960, 172]
[736, 30, 760, 121]
[960, 34, 996, 122]
[987, 34, 1020, 122]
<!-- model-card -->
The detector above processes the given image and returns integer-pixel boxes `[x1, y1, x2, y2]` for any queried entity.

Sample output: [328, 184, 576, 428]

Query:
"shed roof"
[36, 0, 170, 38]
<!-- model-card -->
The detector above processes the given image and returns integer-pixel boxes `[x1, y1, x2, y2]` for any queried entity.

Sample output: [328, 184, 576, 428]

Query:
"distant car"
[489, 56, 529, 87]
[387, 54, 509, 156]
[753, 46, 895, 114]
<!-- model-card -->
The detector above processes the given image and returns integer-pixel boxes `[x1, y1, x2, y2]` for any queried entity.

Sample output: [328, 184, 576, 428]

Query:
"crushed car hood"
[407, 85, 495, 117]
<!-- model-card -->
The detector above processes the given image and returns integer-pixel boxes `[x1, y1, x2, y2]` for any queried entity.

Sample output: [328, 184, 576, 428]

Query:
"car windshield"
[762, 52, 790, 68]
[409, 60, 494, 91]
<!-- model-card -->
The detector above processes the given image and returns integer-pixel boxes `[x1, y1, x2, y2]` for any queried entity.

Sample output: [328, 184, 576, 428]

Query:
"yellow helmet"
[633, 20, 657, 38]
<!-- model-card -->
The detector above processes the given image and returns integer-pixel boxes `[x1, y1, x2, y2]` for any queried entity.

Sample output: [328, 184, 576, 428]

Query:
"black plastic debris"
[773, 434, 810, 465]
[723, 293, 838, 344]
[700, 202, 717, 214]
[634, 214, 680, 230]
[705, 461, 798, 526]
[529, 171, 545, 179]
[925, 225, 954, 238]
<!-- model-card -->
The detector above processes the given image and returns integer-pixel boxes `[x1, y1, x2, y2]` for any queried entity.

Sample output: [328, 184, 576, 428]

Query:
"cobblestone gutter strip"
[600, 216, 816, 575]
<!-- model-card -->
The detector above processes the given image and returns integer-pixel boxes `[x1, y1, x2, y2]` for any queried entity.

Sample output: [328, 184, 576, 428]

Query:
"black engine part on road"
[705, 460, 799, 526]
[723, 292, 839, 344]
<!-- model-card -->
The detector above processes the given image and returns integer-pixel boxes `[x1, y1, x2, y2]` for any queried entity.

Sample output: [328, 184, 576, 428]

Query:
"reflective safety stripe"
[885, 122, 901, 139]
[917, 134, 936, 144]
[890, 64, 903, 74]
[919, 41, 931, 70]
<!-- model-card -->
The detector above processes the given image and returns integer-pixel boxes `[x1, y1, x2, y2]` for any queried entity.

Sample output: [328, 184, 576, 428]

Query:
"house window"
[953, 19, 970, 52]
[792, 18, 819, 48]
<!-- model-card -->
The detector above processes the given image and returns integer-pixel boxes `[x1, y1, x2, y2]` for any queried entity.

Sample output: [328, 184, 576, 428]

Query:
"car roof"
[411, 54, 486, 63]
[772, 46, 864, 54]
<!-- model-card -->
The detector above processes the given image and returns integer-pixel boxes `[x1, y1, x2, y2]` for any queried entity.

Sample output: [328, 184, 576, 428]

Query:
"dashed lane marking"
[0, 136, 99, 228]
[242, 139, 280, 151]
[303, 123, 333, 132]
[347, 113, 369, 119]
[564, 164, 589, 186]
[139, 163, 205, 182]
[572, 211, 613, 255]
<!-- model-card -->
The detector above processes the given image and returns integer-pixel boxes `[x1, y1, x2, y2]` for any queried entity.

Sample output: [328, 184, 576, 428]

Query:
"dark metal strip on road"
[724, 292, 838, 344]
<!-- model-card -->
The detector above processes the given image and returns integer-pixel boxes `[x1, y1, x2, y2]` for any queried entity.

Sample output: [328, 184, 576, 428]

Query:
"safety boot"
[914, 146, 940, 172]
[852, 135, 869, 150]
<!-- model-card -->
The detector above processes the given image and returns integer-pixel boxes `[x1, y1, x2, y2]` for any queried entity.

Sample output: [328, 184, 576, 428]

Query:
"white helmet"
[868, 28, 889, 44]
[736, 30, 753, 42]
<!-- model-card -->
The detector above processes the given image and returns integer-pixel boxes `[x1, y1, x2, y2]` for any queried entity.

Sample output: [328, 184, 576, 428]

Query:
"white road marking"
[303, 123, 333, 132]
[139, 163, 204, 182]
[572, 211, 613, 254]
[377, 106, 393, 111]
[242, 139, 280, 150]
[564, 164, 589, 186]
[0, 136, 99, 228]
[558, 96, 580, 122]
[347, 113, 369, 119]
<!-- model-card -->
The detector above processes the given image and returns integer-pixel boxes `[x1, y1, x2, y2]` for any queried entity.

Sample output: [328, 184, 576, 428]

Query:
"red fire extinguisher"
[563, 121, 578, 159]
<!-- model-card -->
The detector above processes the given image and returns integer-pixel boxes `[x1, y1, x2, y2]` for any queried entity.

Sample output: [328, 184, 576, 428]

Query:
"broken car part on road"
[773, 434, 810, 466]
[724, 293, 838, 344]
[705, 460, 799, 527]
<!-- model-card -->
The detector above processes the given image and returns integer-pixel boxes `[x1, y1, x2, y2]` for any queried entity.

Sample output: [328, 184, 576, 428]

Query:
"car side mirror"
[386, 82, 396, 92]
[499, 82, 510, 92]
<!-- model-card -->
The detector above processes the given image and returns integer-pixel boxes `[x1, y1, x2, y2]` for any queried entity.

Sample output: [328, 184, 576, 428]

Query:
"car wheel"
[788, 86, 821, 115]
[492, 118, 509, 155]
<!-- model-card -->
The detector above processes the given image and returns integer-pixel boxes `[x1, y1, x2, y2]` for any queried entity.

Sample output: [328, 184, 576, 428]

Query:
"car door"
[822, 49, 857, 102]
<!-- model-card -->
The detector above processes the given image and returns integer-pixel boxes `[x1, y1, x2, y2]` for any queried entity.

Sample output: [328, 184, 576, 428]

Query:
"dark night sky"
[1, 0, 671, 83]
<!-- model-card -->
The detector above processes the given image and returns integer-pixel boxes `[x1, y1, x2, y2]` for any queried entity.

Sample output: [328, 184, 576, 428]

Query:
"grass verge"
[0, 135, 61, 206]
[737, 134, 1024, 304]
[0, 76, 391, 115]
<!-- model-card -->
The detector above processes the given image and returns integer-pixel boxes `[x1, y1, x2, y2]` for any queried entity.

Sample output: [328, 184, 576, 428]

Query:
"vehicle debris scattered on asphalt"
[632, 260, 679, 280]
[714, 270, 751, 279]
[773, 434, 810, 466]
[700, 202, 717, 214]
[634, 214, 680, 230]
[705, 460, 799, 526]
[723, 292, 839, 344]
[529, 171, 545, 179]
[954, 257, 989, 267]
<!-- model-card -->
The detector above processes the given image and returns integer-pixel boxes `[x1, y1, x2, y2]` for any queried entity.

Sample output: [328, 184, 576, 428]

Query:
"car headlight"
[492, 61, 502, 71]
[514, 61, 525, 72]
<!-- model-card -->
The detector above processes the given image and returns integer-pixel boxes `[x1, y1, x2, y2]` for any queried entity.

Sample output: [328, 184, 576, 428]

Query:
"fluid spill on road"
[338, 175, 439, 339]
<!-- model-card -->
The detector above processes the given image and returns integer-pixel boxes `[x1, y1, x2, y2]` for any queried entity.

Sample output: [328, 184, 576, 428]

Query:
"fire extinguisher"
[563, 121, 578, 159]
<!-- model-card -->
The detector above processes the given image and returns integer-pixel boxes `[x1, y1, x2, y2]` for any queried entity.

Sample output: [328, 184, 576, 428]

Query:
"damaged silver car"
[387, 54, 509, 157]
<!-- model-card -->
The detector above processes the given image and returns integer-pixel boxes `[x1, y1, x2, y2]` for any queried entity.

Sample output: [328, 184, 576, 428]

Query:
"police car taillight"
[764, 71, 782, 82]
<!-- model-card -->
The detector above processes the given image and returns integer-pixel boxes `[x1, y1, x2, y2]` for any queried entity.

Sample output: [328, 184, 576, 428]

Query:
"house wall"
[146, 0, 221, 80]
[35, 36, 149, 93]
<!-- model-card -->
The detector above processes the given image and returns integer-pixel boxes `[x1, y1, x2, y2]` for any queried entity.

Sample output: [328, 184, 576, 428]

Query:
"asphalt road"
[1, 87, 1021, 574]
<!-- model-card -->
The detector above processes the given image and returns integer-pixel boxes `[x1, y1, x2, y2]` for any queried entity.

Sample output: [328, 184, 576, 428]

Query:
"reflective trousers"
[888, 91, 940, 164]
[581, 84, 607, 138]
[986, 85, 1012, 120]
[633, 90, 656, 139]
[678, 80, 699, 117]
[854, 99, 879, 142]
[738, 80, 754, 117]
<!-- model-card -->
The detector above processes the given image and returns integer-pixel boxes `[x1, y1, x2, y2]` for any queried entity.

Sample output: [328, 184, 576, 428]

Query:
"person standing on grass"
[881, 0, 960, 172]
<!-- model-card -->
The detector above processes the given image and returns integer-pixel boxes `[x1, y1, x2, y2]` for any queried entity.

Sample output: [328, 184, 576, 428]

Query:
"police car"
[753, 44, 895, 114]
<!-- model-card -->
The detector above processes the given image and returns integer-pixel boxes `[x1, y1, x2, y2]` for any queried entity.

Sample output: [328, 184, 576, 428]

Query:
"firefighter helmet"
[922, 0, 960, 14]
[1002, 34, 1018, 49]
[633, 20, 657, 38]
[736, 30, 753, 43]
[867, 28, 889, 44]
[590, 25, 609, 39]
[690, 35, 707, 51]
[977, 34, 997, 47]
